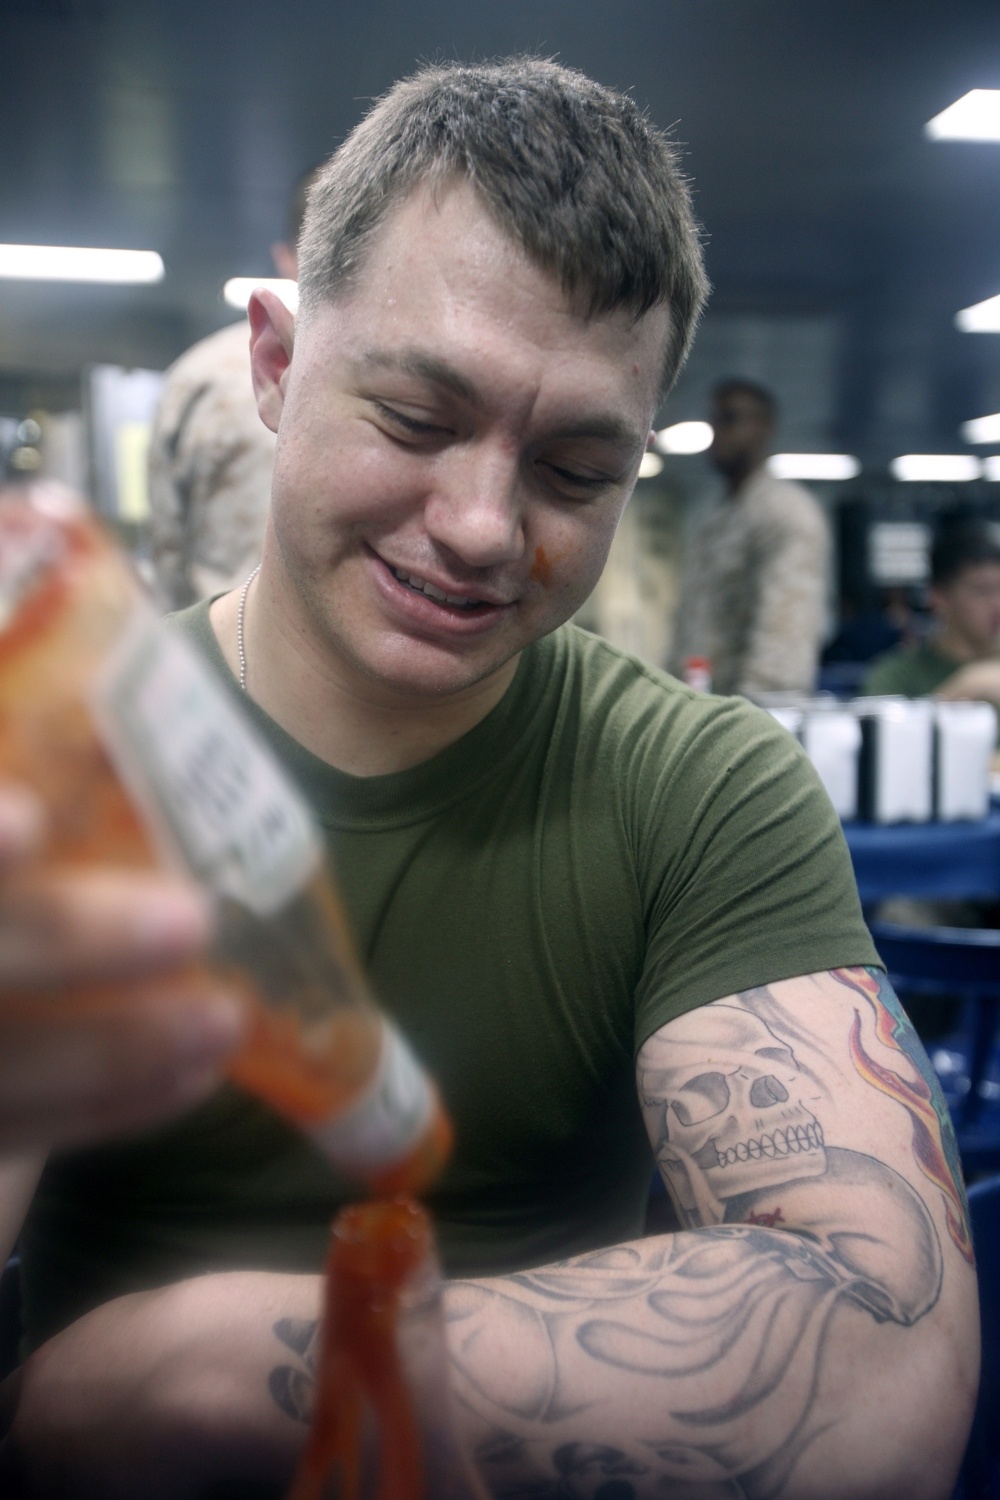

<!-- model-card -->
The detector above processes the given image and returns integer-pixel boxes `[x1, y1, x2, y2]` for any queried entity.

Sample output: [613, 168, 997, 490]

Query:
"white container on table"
[933, 701, 995, 821]
[801, 709, 863, 822]
[854, 698, 935, 824]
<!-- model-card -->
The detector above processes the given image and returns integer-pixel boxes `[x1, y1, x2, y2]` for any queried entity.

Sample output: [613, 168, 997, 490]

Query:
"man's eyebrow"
[357, 348, 480, 405]
[356, 347, 645, 451]
[548, 415, 646, 451]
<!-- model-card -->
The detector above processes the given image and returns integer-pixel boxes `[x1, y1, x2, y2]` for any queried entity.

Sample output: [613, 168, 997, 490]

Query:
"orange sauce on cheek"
[529, 545, 552, 585]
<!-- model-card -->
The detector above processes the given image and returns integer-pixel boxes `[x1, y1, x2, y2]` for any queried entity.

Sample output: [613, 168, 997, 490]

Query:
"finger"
[0, 986, 248, 1153]
[0, 870, 211, 987]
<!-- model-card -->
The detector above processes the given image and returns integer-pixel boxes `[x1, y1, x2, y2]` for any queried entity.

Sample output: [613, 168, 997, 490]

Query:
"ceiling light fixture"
[654, 420, 713, 454]
[0, 244, 164, 283]
[223, 277, 298, 312]
[984, 456, 1000, 482]
[956, 293, 1000, 332]
[638, 452, 664, 479]
[960, 412, 1000, 444]
[925, 89, 1000, 142]
[890, 454, 982, 482]
[768, 453, 860, 481]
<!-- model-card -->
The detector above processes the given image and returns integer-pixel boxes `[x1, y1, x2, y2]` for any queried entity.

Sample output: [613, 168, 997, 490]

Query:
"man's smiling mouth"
[389, 565, 487, 610]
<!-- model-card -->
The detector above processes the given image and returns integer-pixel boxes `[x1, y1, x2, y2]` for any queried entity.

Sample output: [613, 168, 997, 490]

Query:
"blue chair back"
[867, 920, 1000, 1170]
[867, 920, 1000, 993]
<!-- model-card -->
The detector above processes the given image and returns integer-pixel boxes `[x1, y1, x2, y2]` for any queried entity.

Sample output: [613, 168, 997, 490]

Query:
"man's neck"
[722, 459, 767, 497]
[209, 581, 520, 778]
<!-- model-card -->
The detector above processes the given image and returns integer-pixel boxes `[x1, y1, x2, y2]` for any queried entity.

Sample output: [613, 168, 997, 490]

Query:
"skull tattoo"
[647, 1005, 828, 1223]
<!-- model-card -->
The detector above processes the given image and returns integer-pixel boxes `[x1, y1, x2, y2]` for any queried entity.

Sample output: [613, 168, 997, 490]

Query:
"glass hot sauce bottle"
[0, 485, 451, 1196]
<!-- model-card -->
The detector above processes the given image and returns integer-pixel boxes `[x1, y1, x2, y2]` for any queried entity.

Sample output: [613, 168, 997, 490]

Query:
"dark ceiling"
[3, 0, 1000, 465]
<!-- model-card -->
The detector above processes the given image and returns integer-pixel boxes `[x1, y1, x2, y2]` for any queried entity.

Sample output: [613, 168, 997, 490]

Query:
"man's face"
[933, 561, 1000, 656]
[253, 180, 668, 703]
[708, 390, 773, 480]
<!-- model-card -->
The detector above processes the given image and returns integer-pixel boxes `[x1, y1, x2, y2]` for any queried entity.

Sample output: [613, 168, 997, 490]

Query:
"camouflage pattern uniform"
[671, 466, 829, 696]
[148, 320, 276, 609]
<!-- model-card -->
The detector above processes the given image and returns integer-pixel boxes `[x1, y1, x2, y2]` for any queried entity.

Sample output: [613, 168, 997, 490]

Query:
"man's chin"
[358, 639, 522, 704]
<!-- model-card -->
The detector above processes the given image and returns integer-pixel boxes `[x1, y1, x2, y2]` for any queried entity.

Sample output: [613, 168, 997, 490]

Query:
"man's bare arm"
[439, 968, 978, 1498]
[2, 971, 979, 1499]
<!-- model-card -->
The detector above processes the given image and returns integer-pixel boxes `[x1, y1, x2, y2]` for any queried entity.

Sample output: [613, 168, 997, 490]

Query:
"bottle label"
[91, 607, 321, 916]
[308, 1019, 435, 1174]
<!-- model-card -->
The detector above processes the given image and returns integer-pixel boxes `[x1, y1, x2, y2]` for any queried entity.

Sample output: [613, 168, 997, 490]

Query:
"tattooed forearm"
[438, 969, 971, 1498]
[447, 1223, 916, 1500]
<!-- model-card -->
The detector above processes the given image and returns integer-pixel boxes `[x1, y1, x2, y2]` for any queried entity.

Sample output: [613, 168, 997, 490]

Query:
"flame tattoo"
[831, 967, 973, 1263]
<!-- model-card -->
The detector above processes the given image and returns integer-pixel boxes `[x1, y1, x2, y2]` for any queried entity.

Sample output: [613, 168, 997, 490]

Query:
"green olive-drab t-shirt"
[20, 609, 878, 1348]
[861, 640, 967, 698]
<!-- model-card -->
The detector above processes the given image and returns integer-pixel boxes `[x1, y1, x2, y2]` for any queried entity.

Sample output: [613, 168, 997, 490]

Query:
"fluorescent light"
[768, 453, 860, 481]
[223, 277, 298, 312]
[956, 293, 1000, 332]
[983, 455, 1000, 482]
[890, 454, 982, 482]
[961, 412, 1000, 444]
[925, 89, 1000, 142]
[638, 451, 664, 479]
[0, 244, 163, 283]
[654, 420, 712, 454]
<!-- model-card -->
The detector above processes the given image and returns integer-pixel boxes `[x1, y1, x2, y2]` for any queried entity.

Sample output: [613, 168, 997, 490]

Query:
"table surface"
[844, 806, 1000, 903]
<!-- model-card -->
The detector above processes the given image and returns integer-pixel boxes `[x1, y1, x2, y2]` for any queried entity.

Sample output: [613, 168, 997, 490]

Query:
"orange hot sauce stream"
[288, 1198, 432, 1500]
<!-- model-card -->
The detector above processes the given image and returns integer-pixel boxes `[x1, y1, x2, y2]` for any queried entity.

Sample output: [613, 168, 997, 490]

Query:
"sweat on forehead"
[295, 57, 709, 396]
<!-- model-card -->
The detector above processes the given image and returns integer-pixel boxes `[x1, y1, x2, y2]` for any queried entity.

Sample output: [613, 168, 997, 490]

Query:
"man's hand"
[0, 784, 246, 1156]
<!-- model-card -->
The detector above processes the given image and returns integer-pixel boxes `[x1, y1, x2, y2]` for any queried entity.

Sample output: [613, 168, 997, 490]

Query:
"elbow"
[793, 1310, 979, 1500]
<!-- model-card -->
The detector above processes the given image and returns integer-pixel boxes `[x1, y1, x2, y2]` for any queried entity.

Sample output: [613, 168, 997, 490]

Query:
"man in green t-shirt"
[0, 60, 978, 1500]
[863, 521, 1000, 706]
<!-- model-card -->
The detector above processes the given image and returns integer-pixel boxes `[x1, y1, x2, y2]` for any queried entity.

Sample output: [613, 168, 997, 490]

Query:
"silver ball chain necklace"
[237, 563, 261, 692]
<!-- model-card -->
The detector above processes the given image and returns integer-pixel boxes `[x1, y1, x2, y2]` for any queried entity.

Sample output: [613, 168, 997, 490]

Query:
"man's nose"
[423, 445, 526, 569]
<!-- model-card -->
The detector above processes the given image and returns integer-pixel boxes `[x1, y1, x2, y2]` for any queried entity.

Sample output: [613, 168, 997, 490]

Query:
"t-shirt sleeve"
[630, 695, 879, 1053]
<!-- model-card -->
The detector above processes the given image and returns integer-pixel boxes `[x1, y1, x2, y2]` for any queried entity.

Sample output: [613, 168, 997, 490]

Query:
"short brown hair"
[296, 57, 709, 393]
[931, 522, 1000, 588]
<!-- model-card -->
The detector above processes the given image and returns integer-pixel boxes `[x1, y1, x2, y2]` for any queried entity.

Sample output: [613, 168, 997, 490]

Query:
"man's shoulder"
[746, 471, 827, 537]
[154, 320, 260, 434]
[554, 624, 795, 767]
[163, 320, 253, 384]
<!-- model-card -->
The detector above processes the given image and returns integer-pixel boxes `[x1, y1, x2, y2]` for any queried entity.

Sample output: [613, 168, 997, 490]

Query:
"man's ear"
[248, 288, 295, 434]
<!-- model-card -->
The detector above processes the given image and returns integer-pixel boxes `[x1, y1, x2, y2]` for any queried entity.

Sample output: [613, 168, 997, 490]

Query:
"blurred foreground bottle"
[289, 1196, 488, 1500]
[0, 484, 450, 1195]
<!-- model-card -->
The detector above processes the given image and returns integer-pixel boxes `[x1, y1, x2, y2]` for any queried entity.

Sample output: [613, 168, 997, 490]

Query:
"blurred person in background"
[147, 171, 316, 610]
[863, 521, 1000, 710]
[671, 378, 829, 695]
